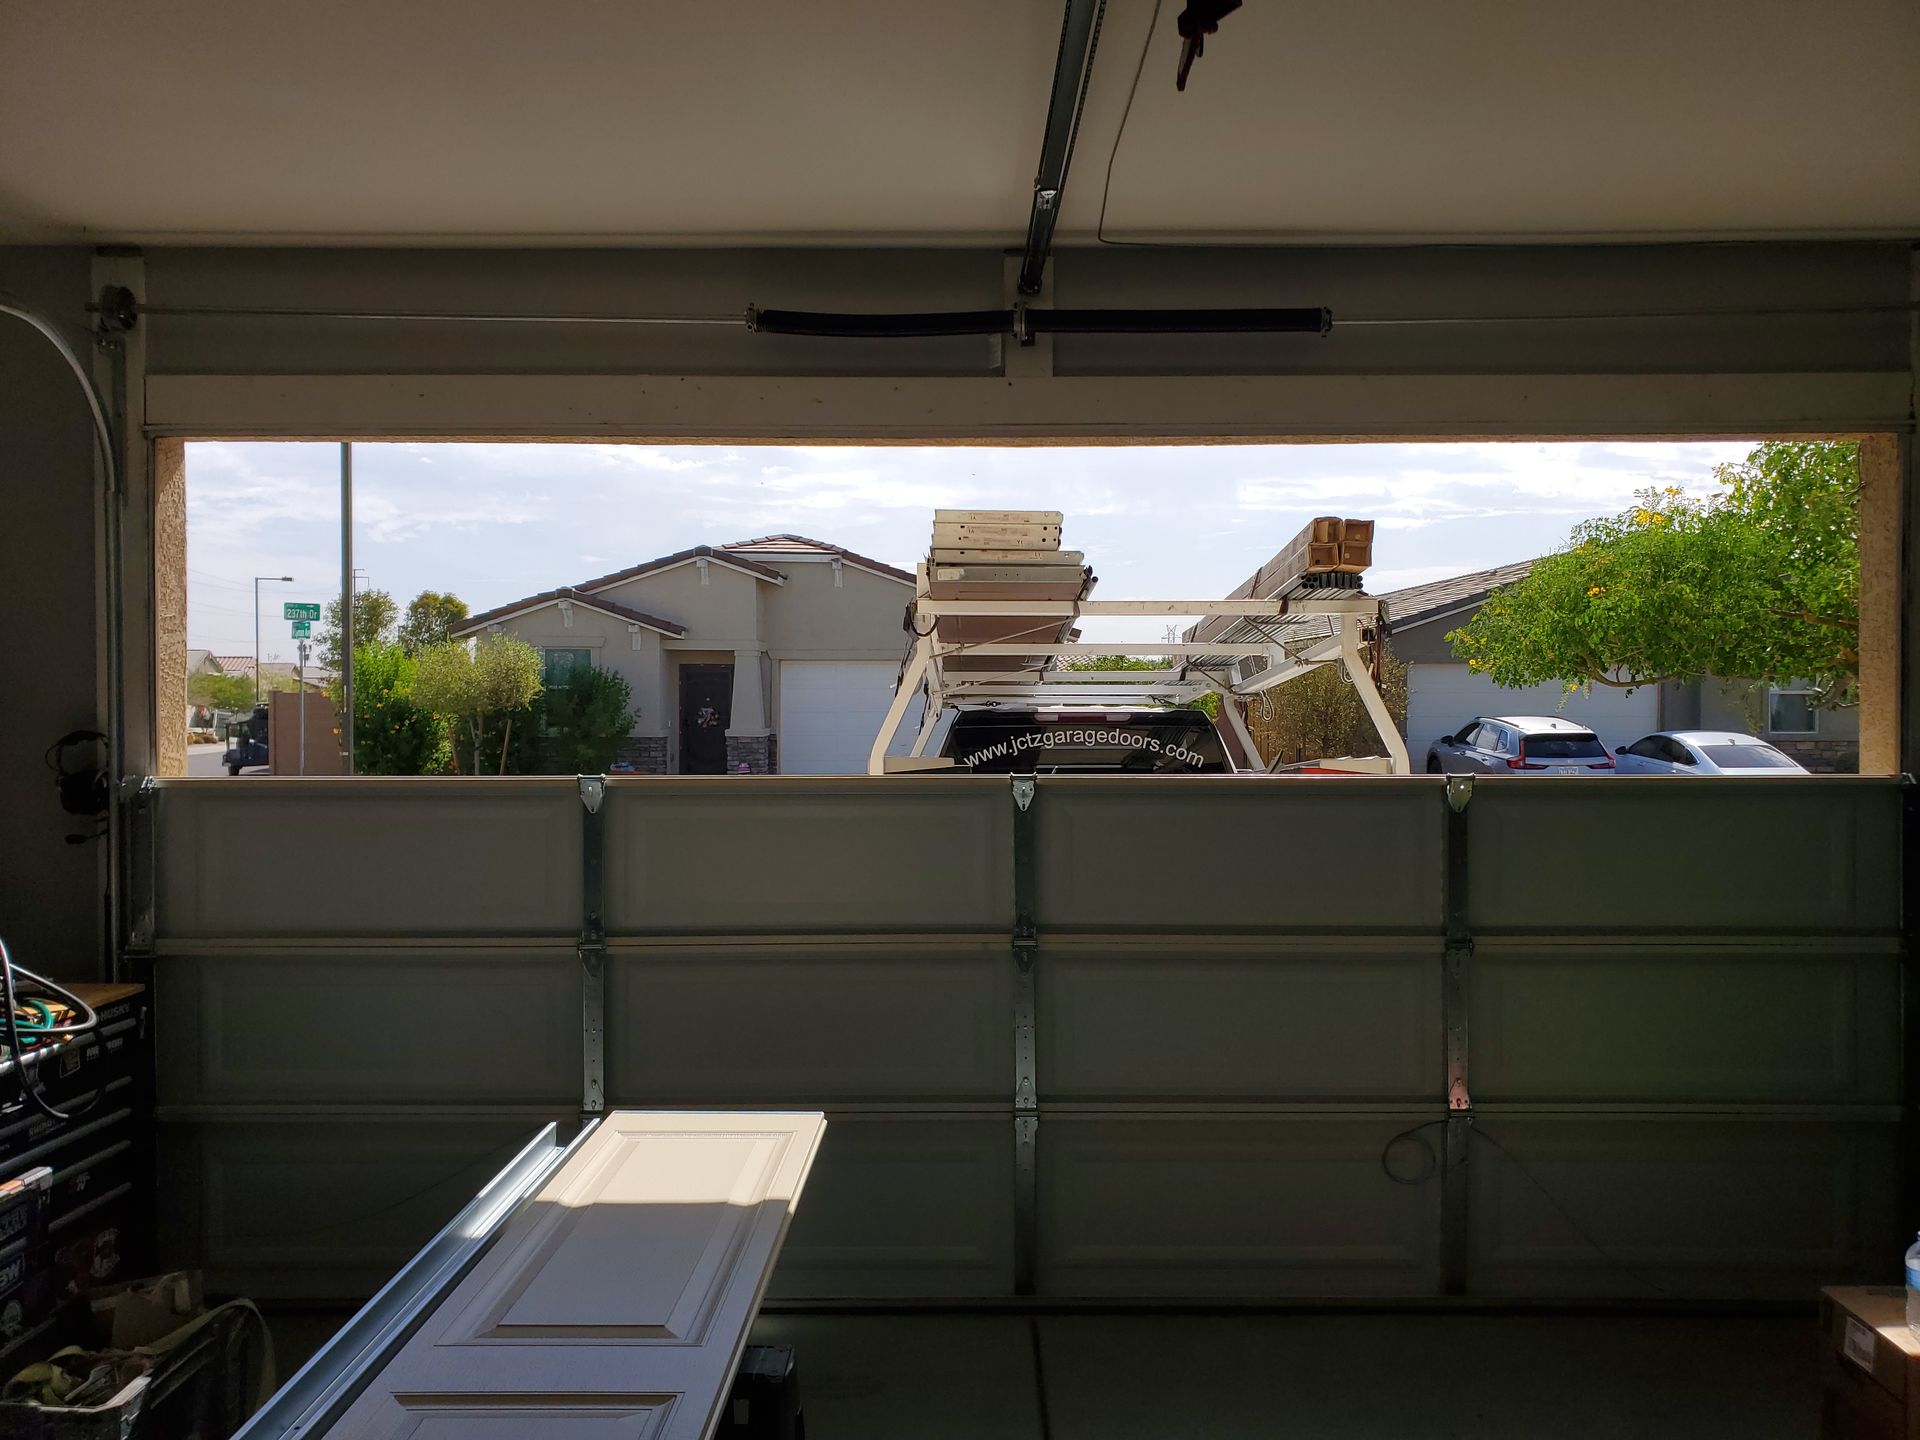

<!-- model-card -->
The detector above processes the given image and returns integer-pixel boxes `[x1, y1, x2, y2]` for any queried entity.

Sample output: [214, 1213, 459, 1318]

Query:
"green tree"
[1059, 652, 1221, 716]
[1243, 644, 1408, 765]
[337, 642, 451, 775]
[188, 672, 256, 713]
[412, 637, 544, 774]
[398, 590, 470, 657]
[538, 665, 637, 773]
[318, 588, 399, 671]
[1447, 441, 1859, 701]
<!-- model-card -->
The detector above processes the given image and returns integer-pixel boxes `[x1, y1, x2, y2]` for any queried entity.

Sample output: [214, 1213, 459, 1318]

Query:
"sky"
[185, 439, 1757, 663]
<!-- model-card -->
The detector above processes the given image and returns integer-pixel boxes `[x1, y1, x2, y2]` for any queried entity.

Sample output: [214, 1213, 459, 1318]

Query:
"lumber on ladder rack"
[869, 511, 1409, 776]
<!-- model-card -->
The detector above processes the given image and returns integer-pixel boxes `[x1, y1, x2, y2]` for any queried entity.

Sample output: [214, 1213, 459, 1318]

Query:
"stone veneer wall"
[1771, 737, 1859, 773]
[725, 735, 774, 774]
[617, 736, 669, 774]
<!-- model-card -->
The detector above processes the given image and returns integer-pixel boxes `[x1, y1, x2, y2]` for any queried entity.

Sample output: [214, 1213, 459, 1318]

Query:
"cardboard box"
[1821, 1286, 1920, 1439]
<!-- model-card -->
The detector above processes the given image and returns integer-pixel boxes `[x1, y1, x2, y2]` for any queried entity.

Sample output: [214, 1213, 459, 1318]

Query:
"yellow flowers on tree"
[1448, 442, 1859, 703]
[413, 637, 545, 774]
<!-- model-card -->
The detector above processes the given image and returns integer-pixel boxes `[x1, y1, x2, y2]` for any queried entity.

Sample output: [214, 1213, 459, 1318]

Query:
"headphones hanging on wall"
[45, 730, 108, 844]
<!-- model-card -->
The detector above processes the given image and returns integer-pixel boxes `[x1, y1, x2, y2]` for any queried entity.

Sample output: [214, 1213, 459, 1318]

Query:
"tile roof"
[455, 586, 687, 638]
[720, 533, 913, 584]
[454, 534, 909, 640]
[1379, 559, 1537, 633]
[577, 543, 786, 591]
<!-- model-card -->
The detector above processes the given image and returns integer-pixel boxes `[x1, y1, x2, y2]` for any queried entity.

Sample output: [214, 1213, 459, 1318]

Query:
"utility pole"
[253, 574, 293, 704]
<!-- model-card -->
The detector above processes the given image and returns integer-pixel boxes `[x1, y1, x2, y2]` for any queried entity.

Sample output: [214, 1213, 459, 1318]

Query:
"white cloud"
[181, 439, 1762, 654]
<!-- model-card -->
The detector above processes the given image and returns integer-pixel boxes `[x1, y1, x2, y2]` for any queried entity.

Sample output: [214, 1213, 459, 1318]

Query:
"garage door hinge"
[578, 775, 606, 813]
[1445, 774, 1474, 812]
[1012, 917, 1038, 972]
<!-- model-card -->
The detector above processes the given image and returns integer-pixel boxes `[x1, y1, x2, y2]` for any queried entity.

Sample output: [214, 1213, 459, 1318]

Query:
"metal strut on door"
[1011, 775, 1041, 1296]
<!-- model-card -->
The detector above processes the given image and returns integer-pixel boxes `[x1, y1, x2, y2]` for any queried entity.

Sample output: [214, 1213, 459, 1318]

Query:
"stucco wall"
[758, 559, 910, 655]
[1385, 616, 1467, 666]
[601, 561, 761, 647]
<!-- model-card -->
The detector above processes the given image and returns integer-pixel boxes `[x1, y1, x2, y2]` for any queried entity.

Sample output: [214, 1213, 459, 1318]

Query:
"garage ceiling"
[2, 0, 1916, 246]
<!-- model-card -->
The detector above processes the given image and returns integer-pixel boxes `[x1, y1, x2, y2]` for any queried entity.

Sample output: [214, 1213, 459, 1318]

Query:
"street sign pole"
[297, 639, 309, 776]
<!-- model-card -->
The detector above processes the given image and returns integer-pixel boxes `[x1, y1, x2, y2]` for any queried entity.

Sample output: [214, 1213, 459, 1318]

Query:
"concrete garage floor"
[263, 1308, 1825, 1438]
[746, 1311, 1826, 1440]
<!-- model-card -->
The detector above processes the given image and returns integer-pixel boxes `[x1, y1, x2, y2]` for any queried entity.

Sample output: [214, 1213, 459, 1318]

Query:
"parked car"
[1614, 730, 1809, 776]
[1425, 715, 1615, 775]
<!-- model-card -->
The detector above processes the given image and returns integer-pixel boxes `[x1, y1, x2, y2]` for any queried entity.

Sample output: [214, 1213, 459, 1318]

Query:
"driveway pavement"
[187, 741, 250, 776]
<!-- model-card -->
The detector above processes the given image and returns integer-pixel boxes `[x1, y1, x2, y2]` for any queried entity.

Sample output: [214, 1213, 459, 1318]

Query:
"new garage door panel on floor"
[779, 660, 923, 773]
[329, 1112, 825, 1440]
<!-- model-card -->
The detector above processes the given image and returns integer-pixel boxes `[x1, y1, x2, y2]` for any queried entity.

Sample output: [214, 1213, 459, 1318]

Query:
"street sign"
[291, 620, 312, 638]
[283, 602, 321, 621]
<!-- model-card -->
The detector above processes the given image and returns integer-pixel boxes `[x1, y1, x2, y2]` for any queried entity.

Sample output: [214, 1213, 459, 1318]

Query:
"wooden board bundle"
[1187, 516, 1375, 645]
[923, 509, 1091, 672]
[931, 548, 1085, 565]
[934, 510, 1063, 526]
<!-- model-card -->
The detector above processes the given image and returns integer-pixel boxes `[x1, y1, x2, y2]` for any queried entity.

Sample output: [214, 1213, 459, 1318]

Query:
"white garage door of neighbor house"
[1405, 663, 1659, 760]
[779, 660, 924, 774]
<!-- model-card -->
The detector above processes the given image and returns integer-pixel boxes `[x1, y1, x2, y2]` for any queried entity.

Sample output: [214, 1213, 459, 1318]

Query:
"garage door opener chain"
[1011, 775, 1040, 1297]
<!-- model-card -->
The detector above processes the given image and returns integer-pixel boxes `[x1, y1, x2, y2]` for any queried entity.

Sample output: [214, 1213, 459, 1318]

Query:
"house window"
[1767, 686, 1818, 735]
[543, 648, 591, 687]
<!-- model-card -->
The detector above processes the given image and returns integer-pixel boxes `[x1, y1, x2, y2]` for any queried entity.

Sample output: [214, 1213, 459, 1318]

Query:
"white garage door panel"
[1406, 664, 1658, 760]
[779, 660, 923, 774]
[332, 1111, 825, 1440]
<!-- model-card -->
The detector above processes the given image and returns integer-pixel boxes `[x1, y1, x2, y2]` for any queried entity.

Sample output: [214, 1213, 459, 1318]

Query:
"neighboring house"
[453, 534, 917, 774]
[1381, 561, 1859, 772]
[211, 656, 337, 692]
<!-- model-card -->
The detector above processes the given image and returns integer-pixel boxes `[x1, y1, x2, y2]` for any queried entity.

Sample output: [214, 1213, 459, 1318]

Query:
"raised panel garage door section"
[779, 660, 922, 774]
[330, 1111, 824, 1440]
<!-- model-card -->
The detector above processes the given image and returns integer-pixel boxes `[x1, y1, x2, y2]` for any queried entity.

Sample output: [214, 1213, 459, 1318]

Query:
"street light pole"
[253, 574, 294, 705]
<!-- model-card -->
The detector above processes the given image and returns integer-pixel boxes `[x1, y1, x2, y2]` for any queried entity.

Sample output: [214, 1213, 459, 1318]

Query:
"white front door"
[331, 1111, 825, 1440]
[778, 660, 924, 774]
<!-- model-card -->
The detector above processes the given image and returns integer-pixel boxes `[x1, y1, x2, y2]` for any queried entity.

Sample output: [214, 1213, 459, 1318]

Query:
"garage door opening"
[167, 436, 1889, 780]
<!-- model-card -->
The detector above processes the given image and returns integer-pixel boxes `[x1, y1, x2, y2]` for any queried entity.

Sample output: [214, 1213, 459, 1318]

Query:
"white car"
[1613, 730, 1809, 776]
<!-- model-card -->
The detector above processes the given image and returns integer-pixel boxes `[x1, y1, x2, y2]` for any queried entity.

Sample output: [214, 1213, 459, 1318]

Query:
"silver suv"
[1426, 715, 1615, 775]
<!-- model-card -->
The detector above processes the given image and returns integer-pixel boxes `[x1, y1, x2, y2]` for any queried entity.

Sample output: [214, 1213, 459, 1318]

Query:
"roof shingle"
[1380, 559, 1537, 633]
[721, 533, 913, 584]
[455, 587, 686, 638]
